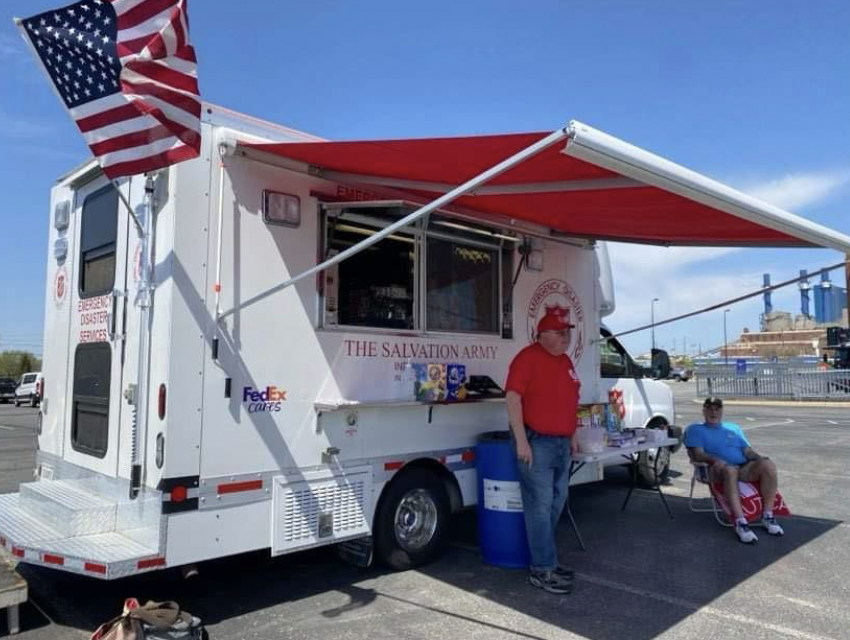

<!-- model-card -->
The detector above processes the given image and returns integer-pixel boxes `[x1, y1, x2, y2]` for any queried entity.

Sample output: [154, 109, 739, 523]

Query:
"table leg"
[620, 455, 638, 511]
[564, 502, 586, 551]
[654, 447, 674, 519]
[8, 604, 20, 635]
[567, 460, 587, 552]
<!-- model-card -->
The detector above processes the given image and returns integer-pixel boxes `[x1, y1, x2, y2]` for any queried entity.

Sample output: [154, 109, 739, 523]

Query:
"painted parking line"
[0, 425, 16, 431]
[745, 417, 755, 421]
[741, 419, 795, 431]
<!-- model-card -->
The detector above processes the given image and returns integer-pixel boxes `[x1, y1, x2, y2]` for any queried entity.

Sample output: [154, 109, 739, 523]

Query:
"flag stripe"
[76, 103, 143, 132]
[81, 113, 159, 145]
[116, 0, 180, 31]
[124, 60, 199, 94]
[120, 100, 200, 148]
[118, 9, 184, 55]
[121, 78, 201, 118]
[101, 143, 198, 178]
[89, 123, 174, 155]
[128, 94, 201, 134]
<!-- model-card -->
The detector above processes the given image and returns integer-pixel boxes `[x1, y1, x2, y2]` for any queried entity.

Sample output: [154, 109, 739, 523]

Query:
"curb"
[689, 398, 850, 408]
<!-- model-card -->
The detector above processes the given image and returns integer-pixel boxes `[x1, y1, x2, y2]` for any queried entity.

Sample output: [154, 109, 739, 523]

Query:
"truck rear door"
[61, 176, 135, 478]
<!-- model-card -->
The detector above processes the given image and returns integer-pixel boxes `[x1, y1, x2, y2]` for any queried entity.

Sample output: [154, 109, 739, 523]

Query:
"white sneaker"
[735, 522, 758, 544]
[762, 516, 784, 536]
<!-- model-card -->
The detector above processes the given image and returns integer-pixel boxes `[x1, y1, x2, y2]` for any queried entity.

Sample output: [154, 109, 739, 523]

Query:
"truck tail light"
[37, 377, 44, 400]
[158, 384, 166, 420]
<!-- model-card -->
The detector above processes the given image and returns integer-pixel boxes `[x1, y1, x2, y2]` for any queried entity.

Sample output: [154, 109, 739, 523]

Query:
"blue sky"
[1, 1, 848, 358]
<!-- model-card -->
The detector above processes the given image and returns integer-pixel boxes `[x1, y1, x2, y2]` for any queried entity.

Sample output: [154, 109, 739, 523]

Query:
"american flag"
[16, 0, 201, 179]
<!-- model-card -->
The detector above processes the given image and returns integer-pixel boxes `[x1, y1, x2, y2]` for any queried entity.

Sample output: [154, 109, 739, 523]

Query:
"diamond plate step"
[18, 480, 117, 537]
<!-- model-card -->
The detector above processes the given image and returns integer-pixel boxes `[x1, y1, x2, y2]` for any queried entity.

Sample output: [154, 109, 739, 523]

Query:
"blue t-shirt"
[684, 421, 751, 465]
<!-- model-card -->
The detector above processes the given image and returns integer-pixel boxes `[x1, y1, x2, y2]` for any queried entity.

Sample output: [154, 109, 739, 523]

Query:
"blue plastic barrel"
[476, 430, 531, 568]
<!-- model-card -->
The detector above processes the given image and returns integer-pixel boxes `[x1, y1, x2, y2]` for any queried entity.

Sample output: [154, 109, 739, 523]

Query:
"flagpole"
[129, 173, 157, 499]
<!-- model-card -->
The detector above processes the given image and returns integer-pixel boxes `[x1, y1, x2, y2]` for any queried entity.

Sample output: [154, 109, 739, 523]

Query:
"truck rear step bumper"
[0, 494, 164, 580]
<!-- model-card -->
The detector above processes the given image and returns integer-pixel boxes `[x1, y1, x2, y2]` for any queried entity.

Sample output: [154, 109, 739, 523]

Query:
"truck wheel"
[637, 421, 670, 486]
[374, 469, 451, 570]
[29, 395, 37, 408]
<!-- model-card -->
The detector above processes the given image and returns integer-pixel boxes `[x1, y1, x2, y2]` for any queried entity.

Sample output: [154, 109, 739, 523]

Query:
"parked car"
[0, 378, 17, 403]
[670, 367, 693, 382]
[14, 372, 42, 407]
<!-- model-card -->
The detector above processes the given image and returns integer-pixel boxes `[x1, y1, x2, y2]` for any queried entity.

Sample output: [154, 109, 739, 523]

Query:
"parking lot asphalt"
[2, 383, 849, 640]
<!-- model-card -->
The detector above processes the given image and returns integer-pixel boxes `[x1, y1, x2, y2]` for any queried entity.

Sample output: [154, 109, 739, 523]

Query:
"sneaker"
[735, 522, 758, 544]
[762, 516, 784, 536]
[554, 565, 575, 580]
[529, 571, 572, 594]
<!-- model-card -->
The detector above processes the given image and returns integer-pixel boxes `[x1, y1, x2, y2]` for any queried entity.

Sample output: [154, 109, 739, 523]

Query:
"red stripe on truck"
[137, 557, 166, 569]
[217, 479, 263, 495]
[85, 562, 107, 575]
[43, 554, 64, 566]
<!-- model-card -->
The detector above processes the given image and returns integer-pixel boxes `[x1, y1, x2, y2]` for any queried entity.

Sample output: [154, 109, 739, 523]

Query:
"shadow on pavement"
[14, 468, 842, 639]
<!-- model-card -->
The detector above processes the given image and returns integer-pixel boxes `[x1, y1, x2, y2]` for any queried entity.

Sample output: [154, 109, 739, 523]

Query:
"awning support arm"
[217, 125, 572, 322]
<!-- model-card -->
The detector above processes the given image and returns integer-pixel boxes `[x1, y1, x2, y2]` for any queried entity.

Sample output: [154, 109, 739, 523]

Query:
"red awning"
[240, 126, 847, 250]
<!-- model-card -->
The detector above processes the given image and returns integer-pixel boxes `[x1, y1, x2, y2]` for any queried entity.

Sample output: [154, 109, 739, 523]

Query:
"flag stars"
[97, 82, 105, 92]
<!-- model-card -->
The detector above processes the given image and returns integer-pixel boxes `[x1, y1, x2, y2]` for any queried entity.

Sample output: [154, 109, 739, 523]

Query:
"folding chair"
[688, 459, 732, 527]
[688, 455, 791, 527]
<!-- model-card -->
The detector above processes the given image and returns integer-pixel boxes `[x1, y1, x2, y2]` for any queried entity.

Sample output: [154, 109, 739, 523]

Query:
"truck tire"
[637, 420, 671, 486]
[374, 469, 451, 571]
[29, 395, 38, 408]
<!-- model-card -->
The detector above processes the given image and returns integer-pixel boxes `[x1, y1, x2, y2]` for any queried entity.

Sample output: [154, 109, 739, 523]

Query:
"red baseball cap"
[537, 313, 575, 333]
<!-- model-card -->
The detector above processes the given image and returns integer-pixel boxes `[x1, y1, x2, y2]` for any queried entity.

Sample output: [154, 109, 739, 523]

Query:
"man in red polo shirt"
[506, 311, 581, 595]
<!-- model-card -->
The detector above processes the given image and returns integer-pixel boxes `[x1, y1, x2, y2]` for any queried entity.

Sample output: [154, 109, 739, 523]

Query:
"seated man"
[685, 396, 784, 544]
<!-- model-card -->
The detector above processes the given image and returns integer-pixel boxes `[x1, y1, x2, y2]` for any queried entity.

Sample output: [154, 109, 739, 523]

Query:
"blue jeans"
[511, 427, 572, 572]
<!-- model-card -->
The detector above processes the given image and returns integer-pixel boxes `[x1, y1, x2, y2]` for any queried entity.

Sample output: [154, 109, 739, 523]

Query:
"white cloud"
[0, 33, 25, 61]
[741, 169, 850, 211]
[602, 167, 850, 356]
[0, 108, 53, 139]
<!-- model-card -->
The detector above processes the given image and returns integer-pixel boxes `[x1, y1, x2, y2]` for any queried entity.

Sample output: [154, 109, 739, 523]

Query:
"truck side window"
[321, 204, 510, 335]
[79, 184, 119, 297]
[71, 343, 111, 458]
[599, 333, 628, 378]
[426, 237, 498, 333]
[325, 211, 415, 330]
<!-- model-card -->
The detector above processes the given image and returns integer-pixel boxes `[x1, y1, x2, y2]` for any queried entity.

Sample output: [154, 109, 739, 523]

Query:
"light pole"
[651, 297, 659, 353]
[723, 308, 731, 366]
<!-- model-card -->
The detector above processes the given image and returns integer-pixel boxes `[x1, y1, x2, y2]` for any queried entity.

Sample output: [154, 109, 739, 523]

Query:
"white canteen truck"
[1, 104, 847, 580]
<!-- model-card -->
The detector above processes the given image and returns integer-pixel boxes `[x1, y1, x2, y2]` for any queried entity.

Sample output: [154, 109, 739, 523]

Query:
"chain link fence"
[696, 363, 850, 400]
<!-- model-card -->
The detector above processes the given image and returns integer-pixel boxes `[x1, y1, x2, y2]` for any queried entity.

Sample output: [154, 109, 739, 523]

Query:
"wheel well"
[645, 416, 669, 429]
[374, 458, 463, 528]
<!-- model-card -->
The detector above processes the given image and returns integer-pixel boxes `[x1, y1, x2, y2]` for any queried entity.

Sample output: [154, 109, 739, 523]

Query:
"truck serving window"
[71, 343, 111, 458]
[79, 184, 119, 297]
[321, 203, 512, 335]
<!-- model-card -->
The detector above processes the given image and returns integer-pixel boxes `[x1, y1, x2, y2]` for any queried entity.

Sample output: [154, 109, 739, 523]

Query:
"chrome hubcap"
[394, 489, 438, 551]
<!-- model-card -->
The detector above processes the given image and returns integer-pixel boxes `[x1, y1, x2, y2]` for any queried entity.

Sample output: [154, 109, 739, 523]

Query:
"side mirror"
[651, 348, 671, 379]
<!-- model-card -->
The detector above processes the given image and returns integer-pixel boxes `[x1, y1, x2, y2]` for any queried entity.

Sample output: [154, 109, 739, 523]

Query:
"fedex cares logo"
[526, 279, 584, 362]
[242, 385, 287, 413]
